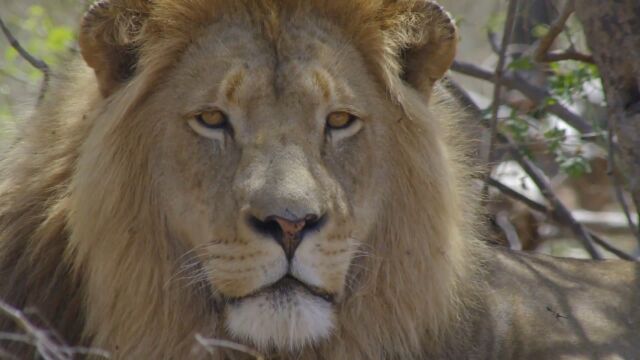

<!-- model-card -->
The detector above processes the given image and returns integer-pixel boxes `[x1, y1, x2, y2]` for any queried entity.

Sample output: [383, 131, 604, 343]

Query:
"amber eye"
[195, 110, 228, 129]
[326, 111, 358, 130]
[188, 109, 233, 141]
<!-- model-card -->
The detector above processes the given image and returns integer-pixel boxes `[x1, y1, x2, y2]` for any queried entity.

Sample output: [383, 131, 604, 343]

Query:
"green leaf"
[508, 57, 534, 71]
[28, 5, 45, 18]
[548, 61, 601, 103]
[4, 47, 18, 62]
[503, 111, 530, 143]
[558, 155, 592, 178]
[543, 127, 566, 140]
[486, 12, 506, 33]
[543, 127, 566, 152]
[46, 26, 74, 52]
[532, 24, 550, 38]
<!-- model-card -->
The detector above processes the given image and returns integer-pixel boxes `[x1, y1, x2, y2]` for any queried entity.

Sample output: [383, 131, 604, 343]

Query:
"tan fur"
[1, 1, 639, 360]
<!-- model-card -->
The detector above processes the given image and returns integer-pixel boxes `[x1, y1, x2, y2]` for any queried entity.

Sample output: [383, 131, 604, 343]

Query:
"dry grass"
[1, 299, 268, 359]
[0, 300, 110, 360]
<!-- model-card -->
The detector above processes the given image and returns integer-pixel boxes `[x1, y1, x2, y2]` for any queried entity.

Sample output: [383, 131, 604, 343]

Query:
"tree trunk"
[575, 1, 640, 220]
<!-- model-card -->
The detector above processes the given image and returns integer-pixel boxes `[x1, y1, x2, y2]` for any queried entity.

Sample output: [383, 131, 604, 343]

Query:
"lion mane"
[0, 0, 481, 359]
[1, 1, 638, 359]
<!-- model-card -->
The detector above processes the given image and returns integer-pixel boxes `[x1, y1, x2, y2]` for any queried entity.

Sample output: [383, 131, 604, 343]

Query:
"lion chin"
[225, 277, 335, 351]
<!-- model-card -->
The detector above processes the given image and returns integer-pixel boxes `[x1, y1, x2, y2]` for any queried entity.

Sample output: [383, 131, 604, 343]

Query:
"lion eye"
[195, 110, 228, 129]
[188, 109, 232, 141]
[326, 111, 358, 130]
[325, 111, 362, 143]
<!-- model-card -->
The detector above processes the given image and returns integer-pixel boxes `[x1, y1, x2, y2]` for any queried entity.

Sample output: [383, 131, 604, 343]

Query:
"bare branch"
[487, 177, 548, 214]
[488, 178, 636, 261]
[528, 0, 594, 64]
[448, 73, 632, 260]
[500, 134, 603, 259]
[534, 0, 575, 61]
[487, 31, 501, 54]
[0, 17, 48, 73]
[451, 60, 594, 133]
[495, 211, 523, 250]
[0, 16, 50, 100]
[487, 0, 520, 166]
[540, 50, 594, 63]
[196, 334, 265, 360]
[589, 233, 636, 261]
[0, 300, 110, 360]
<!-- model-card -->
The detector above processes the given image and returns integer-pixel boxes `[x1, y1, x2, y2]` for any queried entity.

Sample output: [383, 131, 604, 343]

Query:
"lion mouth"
[230, 275, 335, 304]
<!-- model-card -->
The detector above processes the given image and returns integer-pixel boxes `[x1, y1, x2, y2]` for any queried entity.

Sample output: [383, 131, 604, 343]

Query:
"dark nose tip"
[248, 214, 325, 259]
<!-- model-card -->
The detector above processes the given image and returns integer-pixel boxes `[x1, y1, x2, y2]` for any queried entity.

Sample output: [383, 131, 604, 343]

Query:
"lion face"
[73, 1, 459, 355]
[150, 19, 392, 350]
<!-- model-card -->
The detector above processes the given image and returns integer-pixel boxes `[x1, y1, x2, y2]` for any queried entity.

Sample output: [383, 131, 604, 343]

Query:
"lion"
[0, 0, 639, 359]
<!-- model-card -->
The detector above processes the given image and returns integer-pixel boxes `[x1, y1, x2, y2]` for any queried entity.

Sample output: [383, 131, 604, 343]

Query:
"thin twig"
[501, 134, 603, 259]
[0, 16, 50, 100]
[589, 233, 636, 261]
[495, 211, 523, 250]
[448, 77, 628, 260]
[527, 0, 594, 63]
[487, 0, 520, 166]
[0, 300, 110, 360]
[607, 125, 640, 247]
[534, 0, 575, 62]
[451, 60, 593, 133]
[541, 50, 594, 63]
[488, 177, 548, 214]
[0, 17, 48, 73]
[487, 31, 501, 55]
[196, 334, 265, 360]
[488, 178, 636, 260]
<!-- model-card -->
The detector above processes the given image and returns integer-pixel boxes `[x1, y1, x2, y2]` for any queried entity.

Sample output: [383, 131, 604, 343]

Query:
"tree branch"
[0, 300, 110, 360]
[529, 0, 594, 64]
[502, 134, 603, 259]
[533, 0, 574, 61]
[446, 77, 616, 260]
[451, 60, 594, 133]
[487, 177, 548, 214]
[0, 16, 50, 100]
[495, 211, 523, 250]
[487, 0, 520, 165]
[488, 177, 636, 261]
[540, 50, 594, 64]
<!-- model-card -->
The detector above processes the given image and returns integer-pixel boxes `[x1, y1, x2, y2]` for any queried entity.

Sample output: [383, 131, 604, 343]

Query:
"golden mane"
[0, 1, 486, 358]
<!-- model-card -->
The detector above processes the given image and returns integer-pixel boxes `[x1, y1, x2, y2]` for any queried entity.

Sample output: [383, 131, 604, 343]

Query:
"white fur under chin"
[225, 290, 335, 351]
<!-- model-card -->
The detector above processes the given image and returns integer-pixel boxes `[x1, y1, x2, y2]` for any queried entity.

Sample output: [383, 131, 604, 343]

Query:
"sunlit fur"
[0, 1, 486, 359]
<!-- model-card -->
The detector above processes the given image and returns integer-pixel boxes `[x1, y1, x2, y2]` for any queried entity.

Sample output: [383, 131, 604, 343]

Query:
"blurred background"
[1, 0, 638, 260]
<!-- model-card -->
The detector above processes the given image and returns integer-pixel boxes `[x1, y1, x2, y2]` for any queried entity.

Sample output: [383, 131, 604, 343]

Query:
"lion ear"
[79, 0, 151, 97]
[391, 1, 458, 95]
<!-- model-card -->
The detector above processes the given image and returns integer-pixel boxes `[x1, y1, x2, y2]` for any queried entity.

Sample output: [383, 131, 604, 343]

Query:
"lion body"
[0, 1, 639, 359]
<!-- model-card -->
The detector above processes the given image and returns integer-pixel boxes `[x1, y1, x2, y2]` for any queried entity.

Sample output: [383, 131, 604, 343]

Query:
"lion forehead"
[167, 18, 373, 127]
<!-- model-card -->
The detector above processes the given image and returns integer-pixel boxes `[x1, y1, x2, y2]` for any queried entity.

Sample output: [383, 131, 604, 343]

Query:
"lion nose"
[248, 214, 325, 259]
